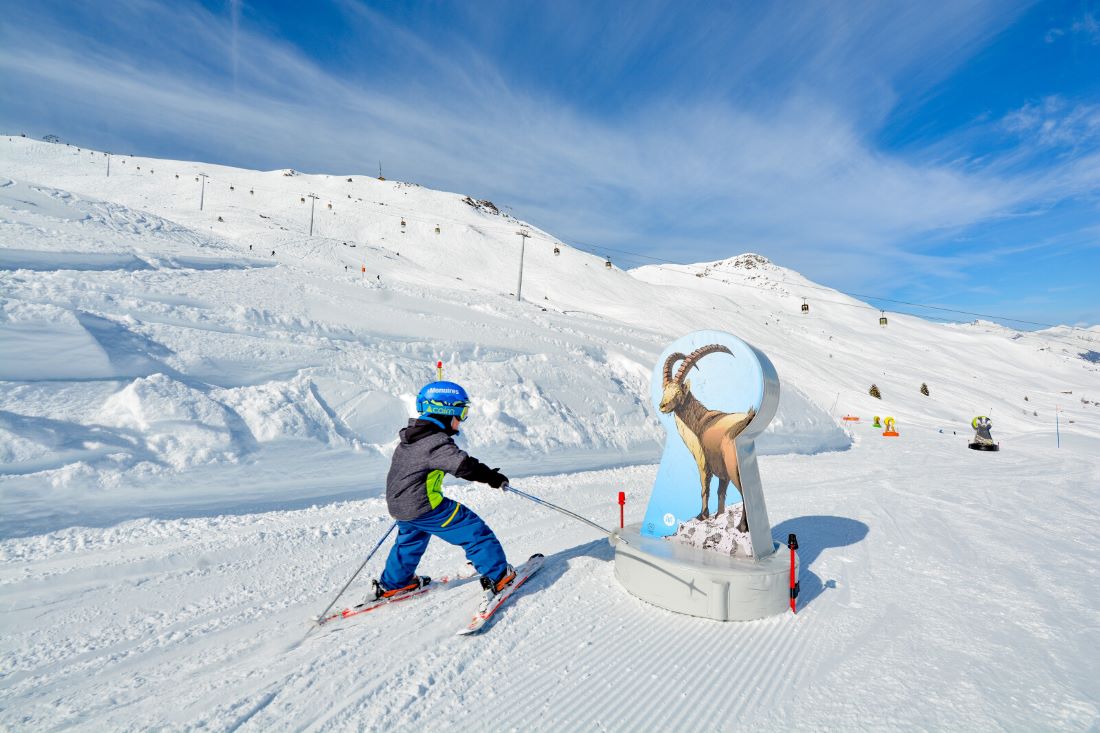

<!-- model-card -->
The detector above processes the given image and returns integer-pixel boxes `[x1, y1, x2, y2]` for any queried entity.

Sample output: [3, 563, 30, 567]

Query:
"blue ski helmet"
[416, 381, 470, 421]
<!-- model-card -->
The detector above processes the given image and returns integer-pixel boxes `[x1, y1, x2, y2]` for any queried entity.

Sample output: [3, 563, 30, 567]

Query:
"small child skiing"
[371, 380, 516, 607]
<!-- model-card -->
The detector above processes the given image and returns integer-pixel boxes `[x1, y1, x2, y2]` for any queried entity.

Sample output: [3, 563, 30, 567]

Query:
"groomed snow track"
[4, 432, 1099, 731]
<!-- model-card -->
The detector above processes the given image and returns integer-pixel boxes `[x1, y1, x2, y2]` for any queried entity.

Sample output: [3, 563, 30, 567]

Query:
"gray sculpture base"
[613, 523, 795, 622]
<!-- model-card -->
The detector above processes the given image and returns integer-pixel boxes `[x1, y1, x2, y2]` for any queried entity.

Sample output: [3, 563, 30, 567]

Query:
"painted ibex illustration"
[660, 344, 756, 529]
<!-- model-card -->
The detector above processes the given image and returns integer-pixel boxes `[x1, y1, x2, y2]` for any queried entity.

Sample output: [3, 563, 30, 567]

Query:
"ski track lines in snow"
[4, 443, 1100, 732]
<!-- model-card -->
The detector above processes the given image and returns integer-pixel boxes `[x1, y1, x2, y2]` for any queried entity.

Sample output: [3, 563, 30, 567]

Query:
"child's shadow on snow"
[539, 537, 614, 584]
[488, 539, 612, 625]
[772, 515, 869, 609]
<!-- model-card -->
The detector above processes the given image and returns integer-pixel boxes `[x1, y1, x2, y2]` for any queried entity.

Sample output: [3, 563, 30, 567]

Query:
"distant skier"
[370, 381, 515, 605]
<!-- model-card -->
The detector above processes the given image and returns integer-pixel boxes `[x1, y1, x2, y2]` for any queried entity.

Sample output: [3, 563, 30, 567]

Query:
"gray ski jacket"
[385, 418, 506, 520]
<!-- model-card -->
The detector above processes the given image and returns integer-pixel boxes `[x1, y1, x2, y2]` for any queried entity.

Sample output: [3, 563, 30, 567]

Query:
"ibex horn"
[662, 352, 688, 385]
[673, 344, 733, 384]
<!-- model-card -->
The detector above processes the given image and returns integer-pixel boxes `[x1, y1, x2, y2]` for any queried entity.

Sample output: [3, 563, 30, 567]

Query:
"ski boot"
[478, 565, 516, 611]
[370, 575, 431, 602]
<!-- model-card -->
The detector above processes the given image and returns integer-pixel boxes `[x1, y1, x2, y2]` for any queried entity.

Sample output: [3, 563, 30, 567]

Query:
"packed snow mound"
[0, 300, 116, 380]
[0, 300, 192, 384]
[96, 374, 240, 470]
[215, 373, 363, 448]
[758, 383, 851, 455]
[0, 417, 54, 465]
[456, 351, 661, 459]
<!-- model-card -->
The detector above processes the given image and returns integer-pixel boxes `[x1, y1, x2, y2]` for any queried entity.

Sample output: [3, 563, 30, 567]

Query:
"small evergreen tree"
[869, 384, 881, 399]
[920, 382, 930, 396]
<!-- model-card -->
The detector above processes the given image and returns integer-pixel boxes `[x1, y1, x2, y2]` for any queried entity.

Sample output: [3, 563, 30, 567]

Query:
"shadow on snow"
[772, 515, 869, 609]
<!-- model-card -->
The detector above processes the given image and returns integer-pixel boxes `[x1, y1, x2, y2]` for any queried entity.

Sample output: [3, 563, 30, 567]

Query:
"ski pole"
[504, 484, 629, 545]
[311, 520, 397, 626]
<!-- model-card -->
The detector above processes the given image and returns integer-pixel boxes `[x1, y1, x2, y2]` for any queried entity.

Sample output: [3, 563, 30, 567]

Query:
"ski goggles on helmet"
[420, 398, 470, 421]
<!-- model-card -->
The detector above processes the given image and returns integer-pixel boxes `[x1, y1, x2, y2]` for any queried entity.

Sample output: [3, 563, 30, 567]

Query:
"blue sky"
[2, 0, 1098, 327]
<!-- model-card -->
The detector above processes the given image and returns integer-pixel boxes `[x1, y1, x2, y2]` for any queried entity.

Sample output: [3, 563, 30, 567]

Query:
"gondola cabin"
[553, 247, 560, 256]
[604, 259, 612, 269]
[879, 311, 888, 327]
[801, 298, 809, 314]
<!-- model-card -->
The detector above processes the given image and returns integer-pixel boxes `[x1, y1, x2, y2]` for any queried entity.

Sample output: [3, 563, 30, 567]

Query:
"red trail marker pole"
[617, 491, 625, 529]
[788, 533, 800, 614]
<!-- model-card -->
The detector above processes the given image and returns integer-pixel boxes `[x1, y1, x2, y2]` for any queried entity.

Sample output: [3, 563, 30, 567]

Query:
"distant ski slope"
[0, 135, 1097, 536]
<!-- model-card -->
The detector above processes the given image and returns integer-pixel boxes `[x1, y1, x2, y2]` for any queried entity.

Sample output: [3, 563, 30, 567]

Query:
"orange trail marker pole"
[788, 533, 799, 613]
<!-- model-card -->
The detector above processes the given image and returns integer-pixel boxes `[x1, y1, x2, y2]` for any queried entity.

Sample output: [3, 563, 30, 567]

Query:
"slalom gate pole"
[311, 520, 397, 626]
[505, 484, 628, 545]
[787, 533, 799, 614]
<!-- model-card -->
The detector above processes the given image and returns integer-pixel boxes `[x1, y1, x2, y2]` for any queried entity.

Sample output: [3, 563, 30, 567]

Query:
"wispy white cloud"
[1046, 11, 1100, 44]
[1001, 96, 1100, 149]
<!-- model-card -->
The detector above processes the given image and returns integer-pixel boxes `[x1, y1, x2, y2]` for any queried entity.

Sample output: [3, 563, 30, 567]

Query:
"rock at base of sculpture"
[671, 504, 754, 557]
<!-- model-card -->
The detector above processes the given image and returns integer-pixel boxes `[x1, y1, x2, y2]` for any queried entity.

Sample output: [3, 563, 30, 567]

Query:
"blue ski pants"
[381, 498, 508, 589]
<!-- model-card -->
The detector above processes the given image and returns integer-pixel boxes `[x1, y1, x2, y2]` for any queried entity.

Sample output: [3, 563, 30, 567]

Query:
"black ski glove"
[486, 468, 508, 489]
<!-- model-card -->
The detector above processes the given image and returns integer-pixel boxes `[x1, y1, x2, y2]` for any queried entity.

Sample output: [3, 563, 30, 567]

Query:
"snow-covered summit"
[696, 252, 780, 275]
[631, 248, 829, 298]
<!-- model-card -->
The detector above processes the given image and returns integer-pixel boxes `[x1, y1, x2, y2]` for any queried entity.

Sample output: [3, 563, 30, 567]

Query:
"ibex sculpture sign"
[615, 330, 790, 621]
[641, 330, 780, 559]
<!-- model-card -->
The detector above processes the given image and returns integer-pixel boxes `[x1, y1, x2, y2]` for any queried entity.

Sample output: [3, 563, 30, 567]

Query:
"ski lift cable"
[562, 247, 975, 323]
[553, 238, 1092, 333]
[593, 249, 1097, 352]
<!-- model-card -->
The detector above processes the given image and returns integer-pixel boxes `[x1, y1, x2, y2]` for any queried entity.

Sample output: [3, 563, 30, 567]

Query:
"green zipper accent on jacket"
[426, 469, 445, 510]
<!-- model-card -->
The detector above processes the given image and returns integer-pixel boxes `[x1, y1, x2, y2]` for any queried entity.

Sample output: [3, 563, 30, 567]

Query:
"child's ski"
[457, 554, 544, 636]
[318, 576, 451, 626]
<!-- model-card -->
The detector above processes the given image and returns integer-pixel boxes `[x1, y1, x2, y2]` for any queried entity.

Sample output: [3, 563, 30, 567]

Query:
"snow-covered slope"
[0, 138, 889, 534]
[2, 137, 1099, 732]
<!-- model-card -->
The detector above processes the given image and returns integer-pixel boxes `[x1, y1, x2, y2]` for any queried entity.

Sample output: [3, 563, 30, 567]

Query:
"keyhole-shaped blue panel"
[641, 330, 780, 558]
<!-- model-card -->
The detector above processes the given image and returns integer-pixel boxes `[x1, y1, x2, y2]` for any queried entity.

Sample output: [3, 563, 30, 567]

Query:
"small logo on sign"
[663, 513, 676, 527]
